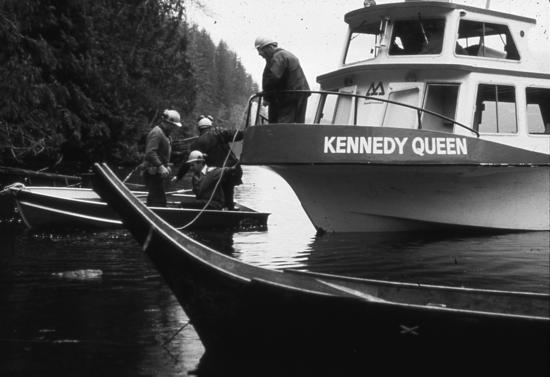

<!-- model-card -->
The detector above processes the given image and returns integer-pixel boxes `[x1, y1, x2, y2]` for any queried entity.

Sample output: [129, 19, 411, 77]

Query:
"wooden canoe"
[8, 185, 269, 231]
[91, 162, 549, 376]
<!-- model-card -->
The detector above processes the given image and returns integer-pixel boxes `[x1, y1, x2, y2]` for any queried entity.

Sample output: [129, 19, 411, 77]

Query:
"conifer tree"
[0, 0, 194, 169]
[0, 0, 258, 171]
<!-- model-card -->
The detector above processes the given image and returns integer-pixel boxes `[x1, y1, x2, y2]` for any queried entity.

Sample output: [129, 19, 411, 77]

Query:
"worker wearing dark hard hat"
[142, 109, 182, 207]
[255, 36, 310, 123]
[186, 150, 238, 210]
[173, 115, 244, 210]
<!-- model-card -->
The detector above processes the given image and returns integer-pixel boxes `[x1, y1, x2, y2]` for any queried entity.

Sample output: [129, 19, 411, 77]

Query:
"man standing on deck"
[142, 109, 182, 207]
[255, 36, 310, 123]
[173, 115, 243, 210]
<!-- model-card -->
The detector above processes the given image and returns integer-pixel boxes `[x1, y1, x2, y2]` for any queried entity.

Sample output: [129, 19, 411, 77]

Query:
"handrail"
[245, 89, 480, 137]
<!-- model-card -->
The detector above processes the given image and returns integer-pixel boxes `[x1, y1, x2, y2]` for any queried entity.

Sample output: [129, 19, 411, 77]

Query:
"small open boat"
[0, 167, 83, 222]
[8, 185, 269, 231]
[92, 162, 549, 375]
[0, 165, 81, 187]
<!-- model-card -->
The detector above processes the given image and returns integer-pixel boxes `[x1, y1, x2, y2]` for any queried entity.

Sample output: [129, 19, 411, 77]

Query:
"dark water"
[1, 166, 548, 376]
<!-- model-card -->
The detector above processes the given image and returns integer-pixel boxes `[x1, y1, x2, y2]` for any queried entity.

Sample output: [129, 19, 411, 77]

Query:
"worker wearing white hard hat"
[186, 150, 206, 164]
[173, 114, 244, 210]
[186, 150, 236, 210]
[142, 108, 182, 206]
[197, 116, 213, 130]
[162, 109, 183, 128]
[254, 37, 310, 123]
[254, 36, 278, 50]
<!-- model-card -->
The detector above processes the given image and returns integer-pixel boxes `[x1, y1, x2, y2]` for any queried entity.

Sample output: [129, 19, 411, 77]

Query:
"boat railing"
[245, 90, 479, 138]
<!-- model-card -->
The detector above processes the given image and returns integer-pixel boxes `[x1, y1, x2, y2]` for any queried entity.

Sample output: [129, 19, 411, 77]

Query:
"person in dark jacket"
[186, 150, 236, 210]
[174, 115, 243, 210]
[255, 36, 310, 123]
[142, 109, 182, 207]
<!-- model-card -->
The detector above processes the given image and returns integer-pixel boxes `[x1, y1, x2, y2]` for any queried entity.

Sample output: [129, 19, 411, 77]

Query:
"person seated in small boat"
[173, 115, 243, 210]
[185, 150, 238, 210]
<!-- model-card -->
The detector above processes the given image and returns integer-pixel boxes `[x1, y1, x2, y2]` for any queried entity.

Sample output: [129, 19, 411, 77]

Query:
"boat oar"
[134, 188, 192, 198]
[166, 188, 193, 195]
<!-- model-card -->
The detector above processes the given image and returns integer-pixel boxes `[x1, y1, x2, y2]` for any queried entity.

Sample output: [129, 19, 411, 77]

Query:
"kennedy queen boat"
[241, 0, 550, 233]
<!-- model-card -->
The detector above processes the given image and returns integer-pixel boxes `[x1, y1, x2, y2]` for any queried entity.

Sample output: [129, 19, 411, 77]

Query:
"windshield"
[455, 20, 519, 60]
[345, 20, 385, 64]
[389, 18, 445, 55]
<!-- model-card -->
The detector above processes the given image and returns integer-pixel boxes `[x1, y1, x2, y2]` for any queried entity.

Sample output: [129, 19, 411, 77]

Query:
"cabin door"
[422, 83, 459, 133]
[334, 86, 356, 125]
[382, 83, 423, 128]
[318, 86, 357, 125]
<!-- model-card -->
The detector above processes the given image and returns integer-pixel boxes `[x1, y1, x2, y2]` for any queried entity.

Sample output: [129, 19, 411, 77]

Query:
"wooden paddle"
[134, 188, 192, 198]
[166, 188, 193, 195]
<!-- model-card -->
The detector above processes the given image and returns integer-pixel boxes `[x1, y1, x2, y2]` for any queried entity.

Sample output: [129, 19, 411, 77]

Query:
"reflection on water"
[198, 227, 550, 293]
[1, 166, 548, 376]
[304, 231, 549, 292]
[233, 167, 549, 293]
[0, 229, 203, 376]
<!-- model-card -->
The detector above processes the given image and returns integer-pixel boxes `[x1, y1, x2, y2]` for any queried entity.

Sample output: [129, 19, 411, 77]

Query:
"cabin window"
[456, 20, 519, 60]
[345, 21, 383, 64]
[474, 84, 517, 134]
[422, 84, 459, 133]
[526, 88, 550, 134]
[389, 19, 445, 55]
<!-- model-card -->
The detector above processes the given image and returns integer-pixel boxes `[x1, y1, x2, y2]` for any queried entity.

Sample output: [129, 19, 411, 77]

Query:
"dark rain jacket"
[142, 125, 171, 173]
[262, 48, 310, 104]
[176, 127, 244, 181]
[191, 166, 231, 210]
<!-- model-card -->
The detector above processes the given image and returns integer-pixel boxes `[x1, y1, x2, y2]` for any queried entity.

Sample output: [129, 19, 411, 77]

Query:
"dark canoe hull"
[11, 187, 268, 231]
[92, 163, 550, 375]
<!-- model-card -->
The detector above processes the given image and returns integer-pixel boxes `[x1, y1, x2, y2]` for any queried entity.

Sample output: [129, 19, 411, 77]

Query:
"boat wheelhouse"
[241, 0, 550, 233]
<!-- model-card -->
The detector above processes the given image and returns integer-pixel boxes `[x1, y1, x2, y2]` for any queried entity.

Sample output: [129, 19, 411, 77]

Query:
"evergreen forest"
[0, 0, 258, 172]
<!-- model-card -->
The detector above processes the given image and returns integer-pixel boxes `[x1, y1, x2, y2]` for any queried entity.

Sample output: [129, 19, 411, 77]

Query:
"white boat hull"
[271, 164, 550, 233]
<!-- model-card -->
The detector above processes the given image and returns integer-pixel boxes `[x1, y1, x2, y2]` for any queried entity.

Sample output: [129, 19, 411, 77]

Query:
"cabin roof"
[345, 1, 536, 26]
[316, 62, 550, 83]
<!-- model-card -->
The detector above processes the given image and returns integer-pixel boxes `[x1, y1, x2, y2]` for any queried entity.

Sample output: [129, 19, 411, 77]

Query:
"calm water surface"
[1, 166, 548, 376]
